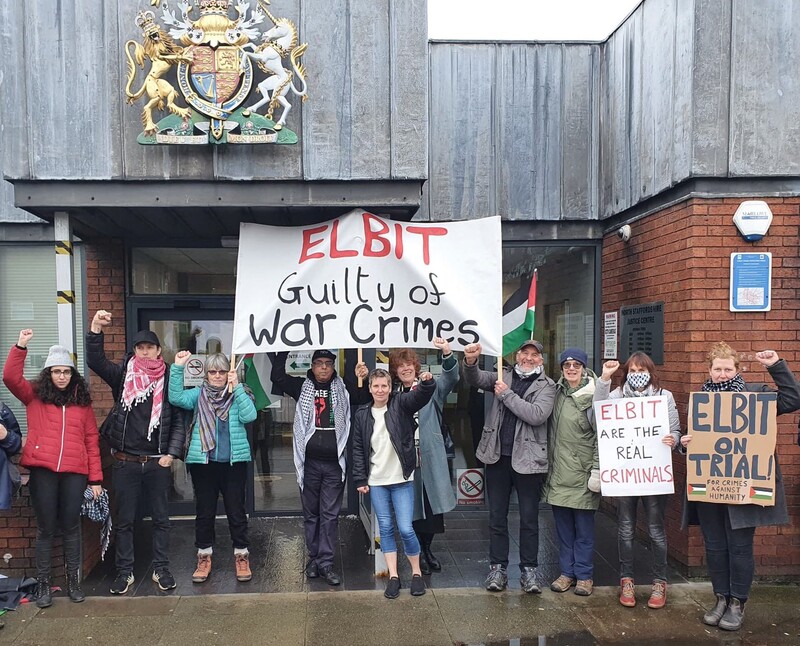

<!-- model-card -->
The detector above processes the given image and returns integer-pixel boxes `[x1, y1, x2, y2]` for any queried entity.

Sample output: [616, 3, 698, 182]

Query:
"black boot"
[419, 549, 431, 575]
[35, 578, 52, 608]
[67, 571, 86, 603]
[422, 538, 441, 572]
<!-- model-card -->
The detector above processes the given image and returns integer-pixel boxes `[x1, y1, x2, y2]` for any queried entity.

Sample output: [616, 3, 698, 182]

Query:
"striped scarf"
[196, 381, 235, 453]
[81, 487, 112, 561]
[122, 356, 166, 440]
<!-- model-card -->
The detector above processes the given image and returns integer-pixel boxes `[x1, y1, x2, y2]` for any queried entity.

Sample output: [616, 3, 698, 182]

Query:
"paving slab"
[305, 589, 452, 646]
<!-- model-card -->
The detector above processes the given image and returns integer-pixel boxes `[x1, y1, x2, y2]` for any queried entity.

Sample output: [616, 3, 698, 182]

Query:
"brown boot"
[235, 552, 252, 582]
[647, 580, 666, 609]
[619, 577, 636, 607]
[574, 579, 593, 596]
[192, 552, 212, 583]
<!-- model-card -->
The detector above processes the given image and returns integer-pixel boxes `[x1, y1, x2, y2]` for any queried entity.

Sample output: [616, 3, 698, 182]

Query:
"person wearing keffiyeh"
[169, 351, 257, 584]
[86, 310, 186, 596]
[680, 342, 800, 632]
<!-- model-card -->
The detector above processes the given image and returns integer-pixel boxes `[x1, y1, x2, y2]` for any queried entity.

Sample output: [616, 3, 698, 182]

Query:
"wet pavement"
[2, 508, 798, 644]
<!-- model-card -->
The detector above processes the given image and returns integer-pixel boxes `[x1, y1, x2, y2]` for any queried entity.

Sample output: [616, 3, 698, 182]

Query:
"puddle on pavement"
[462, 632, 598, 646]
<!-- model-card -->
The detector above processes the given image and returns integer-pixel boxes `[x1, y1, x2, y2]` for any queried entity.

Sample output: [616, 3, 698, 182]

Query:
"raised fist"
[174, 350, 192, 366]
[17, 329, 33, 348]
[91, 310, 113, 333]
[601, 360, 620, 381]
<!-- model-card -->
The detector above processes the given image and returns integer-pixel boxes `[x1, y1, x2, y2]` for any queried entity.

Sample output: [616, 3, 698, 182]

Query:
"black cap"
[517, 339, 544, 354]
[131, 330, 161, 349]
[311, 349, 336, 363]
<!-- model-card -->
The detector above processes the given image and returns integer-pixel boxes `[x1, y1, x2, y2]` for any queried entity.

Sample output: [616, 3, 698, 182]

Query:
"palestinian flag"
[502, 269, 537, 356]
[687, 483, 707, 496]
[749, 486, 773, 501]
[243, 353, 279, 410]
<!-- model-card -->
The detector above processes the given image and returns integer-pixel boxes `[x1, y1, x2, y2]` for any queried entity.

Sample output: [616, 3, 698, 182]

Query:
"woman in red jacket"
[2, 329, 102, 608]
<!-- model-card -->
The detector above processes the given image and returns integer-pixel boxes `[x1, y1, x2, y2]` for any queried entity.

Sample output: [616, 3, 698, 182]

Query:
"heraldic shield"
[191, 45, 243, 106]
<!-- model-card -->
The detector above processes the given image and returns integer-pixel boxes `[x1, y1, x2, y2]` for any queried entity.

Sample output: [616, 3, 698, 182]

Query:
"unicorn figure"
[240, 3, 308, 130]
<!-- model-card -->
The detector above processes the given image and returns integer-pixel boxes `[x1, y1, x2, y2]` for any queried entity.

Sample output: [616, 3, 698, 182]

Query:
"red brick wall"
[601, 197, 800, 577]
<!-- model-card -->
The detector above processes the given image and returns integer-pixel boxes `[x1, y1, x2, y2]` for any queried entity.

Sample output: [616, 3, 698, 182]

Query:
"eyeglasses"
[206, 370, 227, 376]
[50, 369, 73, 377]
[562, 362, 583, 370]
[312, 361, 334, 368]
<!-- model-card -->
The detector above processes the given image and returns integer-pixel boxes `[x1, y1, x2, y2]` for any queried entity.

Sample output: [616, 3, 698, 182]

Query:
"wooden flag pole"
[229, 353, 236, 393]
[357, 347, 364, 387]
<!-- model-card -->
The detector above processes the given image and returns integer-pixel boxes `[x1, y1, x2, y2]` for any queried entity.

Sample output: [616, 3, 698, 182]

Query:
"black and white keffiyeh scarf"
[81, 487, 112, 561]
[701, 374, 746, 392]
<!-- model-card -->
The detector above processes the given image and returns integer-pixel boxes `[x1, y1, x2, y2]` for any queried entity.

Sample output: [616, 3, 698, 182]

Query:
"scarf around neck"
[122, 356, 166, 440]
[701, 374, 746, 392]
[197, 381, 235, 453]
[622, 382, 658, 398]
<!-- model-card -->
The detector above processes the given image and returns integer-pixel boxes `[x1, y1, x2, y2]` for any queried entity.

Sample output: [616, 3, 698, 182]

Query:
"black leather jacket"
[86, 331, 186, 458]
[351, 378, 435, 488]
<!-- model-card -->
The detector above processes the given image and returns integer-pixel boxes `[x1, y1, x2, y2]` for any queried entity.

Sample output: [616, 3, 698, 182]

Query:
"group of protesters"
[1, 309, 798, 633]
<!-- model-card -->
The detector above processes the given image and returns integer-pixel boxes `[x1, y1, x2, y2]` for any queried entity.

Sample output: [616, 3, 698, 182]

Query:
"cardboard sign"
[232, 210, 502, 354]
[593, 396, 675, 496]
[687, 391, 777, 506]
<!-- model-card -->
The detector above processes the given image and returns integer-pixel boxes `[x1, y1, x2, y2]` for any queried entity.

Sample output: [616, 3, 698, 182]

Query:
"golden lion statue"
[125, 11, 193, 134]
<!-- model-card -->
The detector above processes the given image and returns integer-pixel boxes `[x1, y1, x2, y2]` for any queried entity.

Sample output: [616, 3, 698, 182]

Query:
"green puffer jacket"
[543, 370, 600, 511]
[168, 364, 256, 464]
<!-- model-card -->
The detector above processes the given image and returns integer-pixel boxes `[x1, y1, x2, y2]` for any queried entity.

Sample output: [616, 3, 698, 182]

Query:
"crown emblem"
[135, 11, 160, 37]
[198, 0, 230, 15]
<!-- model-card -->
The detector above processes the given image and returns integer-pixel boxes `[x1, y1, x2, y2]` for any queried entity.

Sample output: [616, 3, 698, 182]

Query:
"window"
[0, 244, 86, 433]
[131, 248, 238, 294]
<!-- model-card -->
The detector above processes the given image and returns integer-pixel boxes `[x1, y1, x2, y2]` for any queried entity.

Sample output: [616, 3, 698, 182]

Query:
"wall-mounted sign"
[603, 311, 618, 359]
[730, 252, 771, 312]
[619, 302, 664, 365]
[125, 0, 308, 145]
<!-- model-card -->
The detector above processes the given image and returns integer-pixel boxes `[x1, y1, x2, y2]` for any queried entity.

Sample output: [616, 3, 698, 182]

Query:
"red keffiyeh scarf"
[122, 356, 166, 440]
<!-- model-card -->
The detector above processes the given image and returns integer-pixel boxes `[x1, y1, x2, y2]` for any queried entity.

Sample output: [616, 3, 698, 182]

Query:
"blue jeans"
[696, 502, 756, 601]
[551, 505, 595, 580]
[370, 481, 420, 556]
[617, 495, 668, 581]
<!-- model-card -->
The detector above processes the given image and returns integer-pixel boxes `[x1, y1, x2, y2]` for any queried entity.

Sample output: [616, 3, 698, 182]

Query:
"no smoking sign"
[457, 468, 485, 506]
[184, 357, 206, 387]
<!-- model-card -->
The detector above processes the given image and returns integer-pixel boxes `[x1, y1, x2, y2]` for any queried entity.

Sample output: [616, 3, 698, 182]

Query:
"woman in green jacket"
[169, 351, 257, 584]
[543, 348, 600, 597]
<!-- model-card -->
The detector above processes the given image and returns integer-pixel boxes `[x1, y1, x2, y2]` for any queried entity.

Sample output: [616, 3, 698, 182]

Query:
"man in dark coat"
[87, 309, 185, 595]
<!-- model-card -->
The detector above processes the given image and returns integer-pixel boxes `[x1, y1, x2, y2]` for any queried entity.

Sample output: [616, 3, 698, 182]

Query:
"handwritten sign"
[232, 210, 502, 354]
[686, 392, 777, 506]
[593, 396, 674, 496]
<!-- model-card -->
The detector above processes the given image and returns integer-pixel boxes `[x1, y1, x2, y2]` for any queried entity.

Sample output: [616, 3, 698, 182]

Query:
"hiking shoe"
[305, 560, 319, 578]
[384, 576, 401, 599]
[67, 571, 85, 603]
[193, 553, 212, 583]
[647, 580, 666, 609]
[702, 593, 728, 626]
[319, 565, 341, 586]
[484, 565, 508, 592]
[718, 597, 744, 631]
[152, 568, 177, 591]
[110, 572, 134, 595]
[619, 577, 636, 607]
[235, 553, 252, 582]
[410, 574, 426, 596]
[550, 574, 576, 593]
[520, 567, 541, 594]
[574, 579, 593, 596]
[35, 578, 52, 608]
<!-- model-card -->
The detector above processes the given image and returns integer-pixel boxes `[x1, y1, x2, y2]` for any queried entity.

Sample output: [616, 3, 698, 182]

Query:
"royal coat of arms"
[125, 0, 308, 144]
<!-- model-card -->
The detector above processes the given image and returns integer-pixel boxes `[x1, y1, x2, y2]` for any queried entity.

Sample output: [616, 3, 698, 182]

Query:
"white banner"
[593, 395, 675, 496]
[232, 210, 502, 354]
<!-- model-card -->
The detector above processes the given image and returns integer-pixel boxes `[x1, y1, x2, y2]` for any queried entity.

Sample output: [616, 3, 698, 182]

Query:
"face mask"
[626, 371, 651, 390]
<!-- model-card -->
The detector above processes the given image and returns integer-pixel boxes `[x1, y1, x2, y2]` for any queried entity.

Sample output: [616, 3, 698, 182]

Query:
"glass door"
[136, 307, 303, 516]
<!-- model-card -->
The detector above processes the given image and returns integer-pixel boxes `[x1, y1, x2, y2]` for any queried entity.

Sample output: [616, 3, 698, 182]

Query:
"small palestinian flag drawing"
[750, 486, 773, 501]
[688, 483, 707, 496]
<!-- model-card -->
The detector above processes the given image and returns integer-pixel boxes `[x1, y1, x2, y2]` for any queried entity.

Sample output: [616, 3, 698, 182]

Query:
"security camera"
[617, 225, 631, 242]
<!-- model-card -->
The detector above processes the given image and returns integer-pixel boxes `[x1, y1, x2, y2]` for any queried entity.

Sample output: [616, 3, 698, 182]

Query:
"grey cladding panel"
[729, 0, 800, 175]
[428, 44, 495, 220]
[350, 0, 391, 179]
[390, 0, 428, 179]
[671, 0, 695, 182]
[0, 2, 30, 180]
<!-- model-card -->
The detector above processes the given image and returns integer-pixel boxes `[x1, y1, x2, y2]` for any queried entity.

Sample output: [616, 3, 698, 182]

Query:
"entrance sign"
[232, 210, 502, 354]
[687, 392, 777, 506]
[594, 396, 674, 496]
[457, 469, 485, 505]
